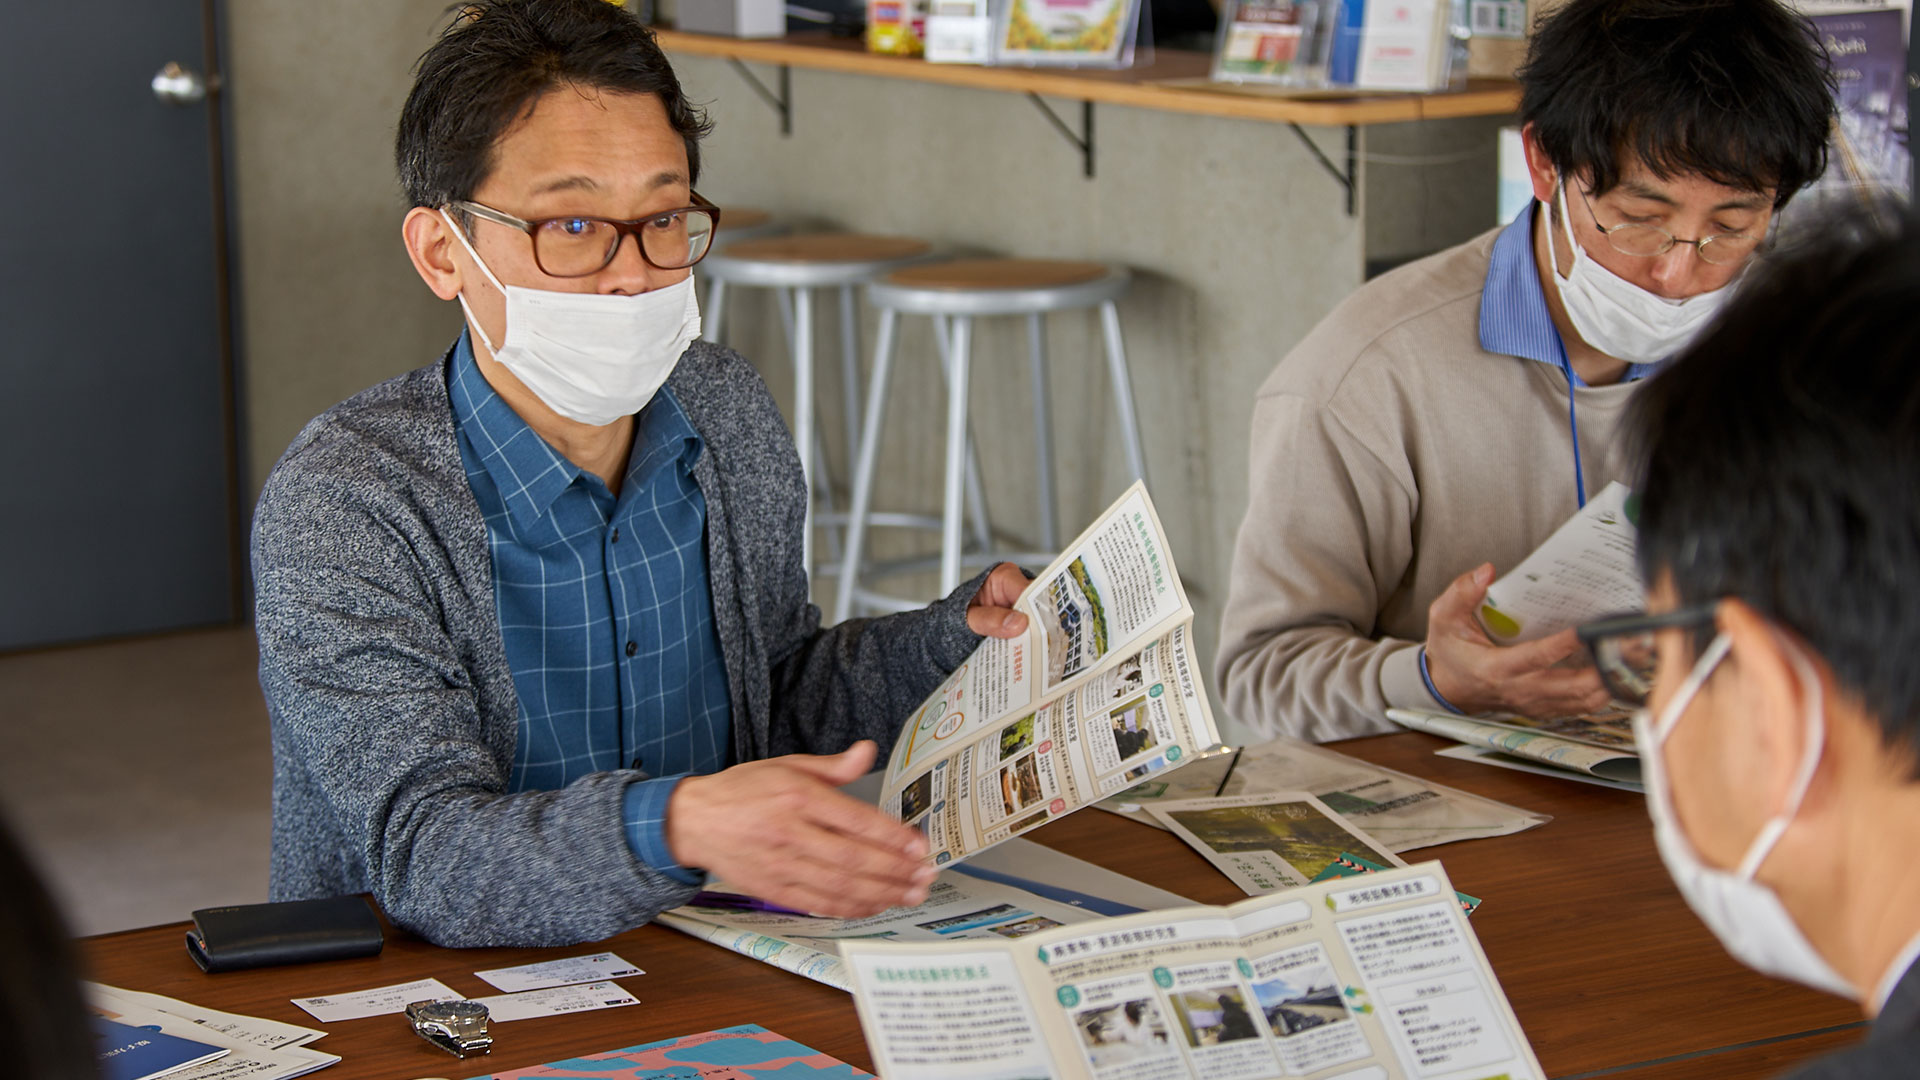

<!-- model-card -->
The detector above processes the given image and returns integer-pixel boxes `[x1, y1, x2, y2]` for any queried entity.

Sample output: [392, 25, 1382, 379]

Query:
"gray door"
[0, 1, 238, 650]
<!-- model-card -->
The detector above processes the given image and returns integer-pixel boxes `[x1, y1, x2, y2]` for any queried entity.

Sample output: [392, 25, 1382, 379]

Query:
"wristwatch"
[405, 999, 493, 1058]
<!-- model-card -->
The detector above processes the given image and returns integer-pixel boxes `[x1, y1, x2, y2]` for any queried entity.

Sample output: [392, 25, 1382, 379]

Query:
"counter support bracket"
[1288, 123, 1358, 216]
[1027, 94, 1094, 179]
[728, 59, 792, 136]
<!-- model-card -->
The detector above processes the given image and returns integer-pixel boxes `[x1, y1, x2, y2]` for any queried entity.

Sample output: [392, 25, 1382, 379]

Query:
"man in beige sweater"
[1217, 0, 1836, 742]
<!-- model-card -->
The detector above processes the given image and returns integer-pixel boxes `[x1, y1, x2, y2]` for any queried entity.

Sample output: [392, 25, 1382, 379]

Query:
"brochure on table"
[879, 482, 1223, 869]
[87, 985, 337, 1080]
[1099, 736, 1550, 852]
[657, 838, 1196, 992]
[845, 862, 1543, 1080]
[464, 1024, 870, 1079]
[1389, 709, 1644, 786]
[1147, 792, 1408, 893]
[998, 0, 1144, 67]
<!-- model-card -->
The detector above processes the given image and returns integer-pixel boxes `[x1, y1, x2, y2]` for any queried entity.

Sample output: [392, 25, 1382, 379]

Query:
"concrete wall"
[222, 7, 1502, 743]
[225, 0, 458, 496]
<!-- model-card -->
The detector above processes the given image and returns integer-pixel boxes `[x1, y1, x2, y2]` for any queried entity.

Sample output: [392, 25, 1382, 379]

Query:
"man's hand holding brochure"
[874, 482, 1222, 865]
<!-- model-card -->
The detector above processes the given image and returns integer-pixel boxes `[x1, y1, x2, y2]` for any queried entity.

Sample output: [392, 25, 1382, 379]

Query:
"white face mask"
[1548, 181, 1732, 366]
[1634, 633, 1855, 999]
[441, 209, 700, 428]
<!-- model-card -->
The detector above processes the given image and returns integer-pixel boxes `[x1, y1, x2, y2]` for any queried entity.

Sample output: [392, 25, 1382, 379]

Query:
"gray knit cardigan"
[252, 341, 985, 947]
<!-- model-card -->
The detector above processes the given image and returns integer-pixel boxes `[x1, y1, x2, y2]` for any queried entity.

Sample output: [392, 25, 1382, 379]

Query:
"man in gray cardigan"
[252, 0, 1029, 948]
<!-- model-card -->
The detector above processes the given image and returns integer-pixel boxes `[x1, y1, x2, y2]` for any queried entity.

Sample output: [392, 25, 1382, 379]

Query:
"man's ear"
[1720, 599, 1822, 819]
[403, 206, 464, 301]
[1520, 124, 1560, 207]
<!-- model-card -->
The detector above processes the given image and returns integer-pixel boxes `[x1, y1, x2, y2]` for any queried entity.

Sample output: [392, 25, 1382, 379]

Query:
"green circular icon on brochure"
[1153, 967, 1173, 989]
[1058, 986, 1080, 1007]
[1238, 958, 1254, 979]
[1150, 683, 1164, 698]
[935, 852, 950, 865]
[1167, 746, 1183, 761]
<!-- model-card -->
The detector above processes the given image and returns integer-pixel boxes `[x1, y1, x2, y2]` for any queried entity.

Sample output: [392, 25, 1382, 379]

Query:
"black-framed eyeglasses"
[1575, 185, 1763, 268]
[1575, 604, 1718, 706]
[448, 192, 721, 277]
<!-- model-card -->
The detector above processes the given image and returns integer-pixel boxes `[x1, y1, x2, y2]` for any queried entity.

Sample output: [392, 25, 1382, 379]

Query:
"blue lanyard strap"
[1555, 337, 1587, 509]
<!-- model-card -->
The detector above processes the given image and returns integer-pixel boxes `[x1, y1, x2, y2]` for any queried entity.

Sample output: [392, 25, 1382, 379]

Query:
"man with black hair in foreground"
[1586, 209, 1920, 1079]
[1218, 0, 1837, 741]
[252, 0, 1029, 948]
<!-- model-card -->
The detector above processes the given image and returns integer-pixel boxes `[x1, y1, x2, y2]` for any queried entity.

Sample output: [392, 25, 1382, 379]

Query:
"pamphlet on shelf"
[844, 862, 1543, 1080]
[464, 1024, 870, 1079]
[1099, 735, 1550, 851]
[1477, 480, 1644, 643]
[1211, 0, 1337, 86]
[998, 0, 1145, 67]
[926, 0, 994, 62]
[877, 482, 1223, 870]
[1353, 0, 1452, 90]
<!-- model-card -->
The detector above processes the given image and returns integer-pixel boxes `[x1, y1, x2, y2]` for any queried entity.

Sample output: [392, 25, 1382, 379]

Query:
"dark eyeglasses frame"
[448, 192, 723, 277]
[1576, 603, 1719, 705]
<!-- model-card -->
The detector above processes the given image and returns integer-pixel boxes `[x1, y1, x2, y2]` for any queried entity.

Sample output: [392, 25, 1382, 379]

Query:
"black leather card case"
[186, 895, 384, 973]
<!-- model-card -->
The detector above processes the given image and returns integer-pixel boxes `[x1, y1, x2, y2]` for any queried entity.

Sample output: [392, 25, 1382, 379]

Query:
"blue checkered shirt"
[449, 335, 730, 885]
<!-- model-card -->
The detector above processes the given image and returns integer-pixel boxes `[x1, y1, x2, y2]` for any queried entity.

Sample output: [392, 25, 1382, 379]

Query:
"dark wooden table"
[80, 732, 1865, 1079]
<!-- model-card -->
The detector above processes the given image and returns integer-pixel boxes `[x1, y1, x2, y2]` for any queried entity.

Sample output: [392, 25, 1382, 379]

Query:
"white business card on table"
[473, 951, 644, 993]
[291, 977, 459, 1023]
[472, 981, 639, 1022]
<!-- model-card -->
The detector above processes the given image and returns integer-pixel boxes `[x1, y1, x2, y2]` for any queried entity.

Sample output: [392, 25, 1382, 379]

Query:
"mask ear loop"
[1735, 639, 1828, 881]
[439, 208, 508, 356]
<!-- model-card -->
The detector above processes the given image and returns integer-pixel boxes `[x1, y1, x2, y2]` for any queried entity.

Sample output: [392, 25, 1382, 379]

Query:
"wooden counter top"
[654, 28, 1520, 127]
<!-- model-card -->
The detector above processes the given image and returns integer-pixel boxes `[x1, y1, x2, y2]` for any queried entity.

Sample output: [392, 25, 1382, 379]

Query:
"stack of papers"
[87, 984, 337, 1079]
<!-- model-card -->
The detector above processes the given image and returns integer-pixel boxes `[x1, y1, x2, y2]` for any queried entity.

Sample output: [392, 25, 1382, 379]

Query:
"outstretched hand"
[666, 741, 936, 918]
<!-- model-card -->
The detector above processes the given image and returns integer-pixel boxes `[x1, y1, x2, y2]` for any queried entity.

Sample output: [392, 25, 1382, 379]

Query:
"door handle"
[152, 61, 214, 105]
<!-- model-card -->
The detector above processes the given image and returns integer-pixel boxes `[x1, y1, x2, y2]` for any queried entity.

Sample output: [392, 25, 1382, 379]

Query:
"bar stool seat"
[699, 233, 938, 584]
[836, 258, 1149, 621]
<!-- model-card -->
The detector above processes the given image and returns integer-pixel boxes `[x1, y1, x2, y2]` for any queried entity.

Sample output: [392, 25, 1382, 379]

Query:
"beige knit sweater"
[1216, 224, 1642, 742]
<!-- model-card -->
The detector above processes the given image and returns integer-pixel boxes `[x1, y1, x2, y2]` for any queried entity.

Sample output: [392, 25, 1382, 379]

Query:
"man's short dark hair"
[1631, 206, 1920, 760]
[395, 0, 712, 211]
[1519, 0, 1834, 209]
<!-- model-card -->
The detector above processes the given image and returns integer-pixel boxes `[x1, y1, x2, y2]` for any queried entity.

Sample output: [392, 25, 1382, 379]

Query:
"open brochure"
[844, 862, 1543, 1080]
[657, 839, 1196, 992]
[1099, 737, 1549, 852]
[1477, 480, 1643, 644]
[1388, 709, 1642, 787]
[879, 482, 1223, 866]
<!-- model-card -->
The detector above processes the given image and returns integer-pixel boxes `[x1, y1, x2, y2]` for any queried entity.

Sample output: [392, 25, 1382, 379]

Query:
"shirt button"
[611, 527, 620, 543]
[625, 640, 638, 657]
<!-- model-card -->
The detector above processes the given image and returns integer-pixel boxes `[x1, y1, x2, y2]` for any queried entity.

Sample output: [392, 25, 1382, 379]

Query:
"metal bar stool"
[698, 233, 934, 579]
[835, 259, 1149, 623]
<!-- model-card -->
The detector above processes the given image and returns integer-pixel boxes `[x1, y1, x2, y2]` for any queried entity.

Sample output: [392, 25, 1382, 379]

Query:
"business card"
[471, 981, 640, 1022]
[291, 977, 459, 1023]
[472, 951, 644, 993]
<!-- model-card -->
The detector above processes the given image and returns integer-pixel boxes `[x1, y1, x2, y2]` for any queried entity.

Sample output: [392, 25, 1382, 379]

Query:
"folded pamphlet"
[845, 862, 1544, 1080]
[1099, 735, 1551, 851]
[1477, 480, 1643, 644]
[87, 985, 337, 1080]
[1389, 708, 1643, 785]
[877, 482, 1223, 867]
[657, 846, 1175, 992]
